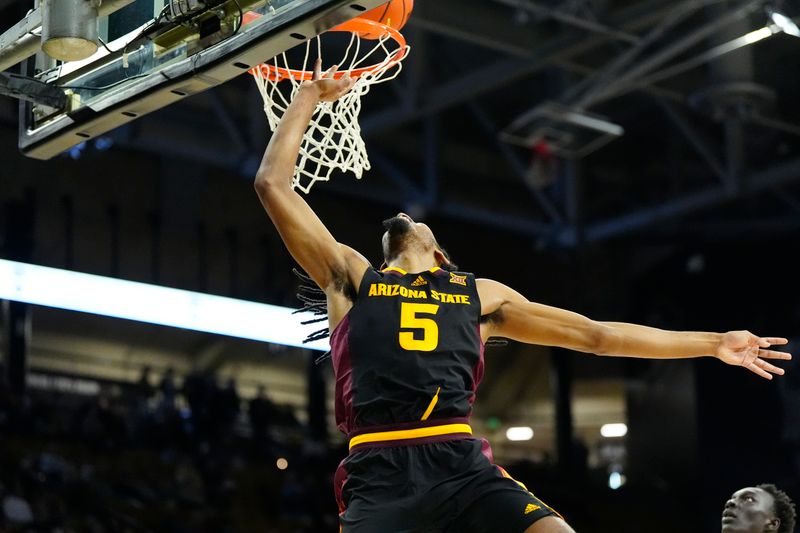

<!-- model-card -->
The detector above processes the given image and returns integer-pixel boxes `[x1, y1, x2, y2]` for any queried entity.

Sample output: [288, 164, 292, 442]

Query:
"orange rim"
[248, 17, 408, 82]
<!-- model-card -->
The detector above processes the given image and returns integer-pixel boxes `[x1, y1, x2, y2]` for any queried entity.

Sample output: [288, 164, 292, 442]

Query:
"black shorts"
[334, 437, 560, 533]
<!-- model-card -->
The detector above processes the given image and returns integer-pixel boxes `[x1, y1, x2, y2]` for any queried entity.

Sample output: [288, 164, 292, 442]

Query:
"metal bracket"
[0, 72, 66, 108]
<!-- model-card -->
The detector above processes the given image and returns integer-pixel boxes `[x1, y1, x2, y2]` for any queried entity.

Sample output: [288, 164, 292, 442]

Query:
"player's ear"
[434, 249, 449, 268]
[765, 518, 780, 532]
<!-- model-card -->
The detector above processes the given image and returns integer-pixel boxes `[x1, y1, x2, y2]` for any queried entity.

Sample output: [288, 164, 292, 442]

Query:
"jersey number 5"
[399, 302, 440, 352]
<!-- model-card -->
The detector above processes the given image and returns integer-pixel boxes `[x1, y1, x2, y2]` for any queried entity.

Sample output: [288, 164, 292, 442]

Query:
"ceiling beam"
[560, 156, 800, 246]
[411, 0, 556, 57]
[492, 0, 641, 44]
[362, 0, 684, 136]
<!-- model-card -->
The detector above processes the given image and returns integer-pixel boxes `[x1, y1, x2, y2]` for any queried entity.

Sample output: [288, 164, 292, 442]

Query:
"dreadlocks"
[292, 268, 332, 364]
[757, 483, 796, 533]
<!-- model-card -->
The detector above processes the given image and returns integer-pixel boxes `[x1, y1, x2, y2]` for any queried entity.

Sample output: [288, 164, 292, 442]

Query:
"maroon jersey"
[330, 266, 485, 435]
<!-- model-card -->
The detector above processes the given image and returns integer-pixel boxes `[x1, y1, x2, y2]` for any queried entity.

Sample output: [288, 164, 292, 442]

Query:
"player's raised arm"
[477, 278, 792, 380]
[253, 60, 362, 291]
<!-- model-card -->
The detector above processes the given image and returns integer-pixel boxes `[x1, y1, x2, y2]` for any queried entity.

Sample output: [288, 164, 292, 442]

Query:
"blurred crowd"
[0, 366, 344, 533]
[3, 359, 797, 533]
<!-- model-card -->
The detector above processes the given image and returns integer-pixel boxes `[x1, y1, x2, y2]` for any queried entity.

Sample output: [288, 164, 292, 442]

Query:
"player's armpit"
[477, 279, 605, 353]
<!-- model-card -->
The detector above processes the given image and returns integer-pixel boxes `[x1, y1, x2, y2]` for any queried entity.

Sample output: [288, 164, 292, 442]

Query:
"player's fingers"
[326, 64, 339, 78]
[754, 358, 785, 376]
[747, 362, 773, 380]
[337, 77, 355, 97]
[763, 337, 789, 345]
[313, 58, 322, 80]
[758, 349, 792, 360]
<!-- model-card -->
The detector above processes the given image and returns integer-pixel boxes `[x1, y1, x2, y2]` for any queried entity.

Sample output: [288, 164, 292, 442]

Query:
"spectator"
[183, 369, 206, 434]
[249, 384, 274, 448]
[220, 377, 240, 431]
[159, 367, 177, 411]
[136, 366, 155, 400]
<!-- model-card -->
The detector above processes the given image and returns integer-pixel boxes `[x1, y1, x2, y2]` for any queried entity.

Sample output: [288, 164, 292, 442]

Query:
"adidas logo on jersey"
[411, 275, 427, 286]
[524, 503, 541, 515]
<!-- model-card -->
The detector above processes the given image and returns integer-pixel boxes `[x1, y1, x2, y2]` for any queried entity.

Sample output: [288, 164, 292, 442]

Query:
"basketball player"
[253, 61, 793, 533]
[722, 484, 796, 533]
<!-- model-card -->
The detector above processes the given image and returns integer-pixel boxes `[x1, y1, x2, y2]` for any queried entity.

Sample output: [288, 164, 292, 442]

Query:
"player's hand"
[716, 331, 792, 380]
[301, 58, 356, 102]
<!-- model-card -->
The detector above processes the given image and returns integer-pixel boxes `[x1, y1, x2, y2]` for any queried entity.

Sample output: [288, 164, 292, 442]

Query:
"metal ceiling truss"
[18, 0, 797, 248]
[384, 0, 800, 246]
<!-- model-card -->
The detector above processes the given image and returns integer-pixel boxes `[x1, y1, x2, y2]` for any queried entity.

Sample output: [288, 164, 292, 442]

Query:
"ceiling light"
[742, 26, 775, 45]
[0, 259, 328, 351]
[608, 471, 626, 490]
[600, 423, 628, 438]
[506, 427, 534, 441]
[768, 8, 800, 37]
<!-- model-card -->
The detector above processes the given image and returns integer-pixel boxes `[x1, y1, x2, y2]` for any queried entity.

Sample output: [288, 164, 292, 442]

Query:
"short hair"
[757, 483, 796, 533]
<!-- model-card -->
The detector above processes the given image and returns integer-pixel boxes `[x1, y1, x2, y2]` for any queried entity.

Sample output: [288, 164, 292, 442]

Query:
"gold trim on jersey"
[348, 423, 472, 450]
[420, 387, 441, 421]
[381, 266, 444, 276]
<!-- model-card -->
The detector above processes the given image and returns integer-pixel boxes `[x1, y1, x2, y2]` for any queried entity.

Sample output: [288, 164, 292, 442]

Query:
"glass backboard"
[16, 0, 388, 159]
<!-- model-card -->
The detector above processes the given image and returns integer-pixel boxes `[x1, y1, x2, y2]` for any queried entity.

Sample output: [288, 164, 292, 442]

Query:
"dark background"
[1, 0, 799, 532]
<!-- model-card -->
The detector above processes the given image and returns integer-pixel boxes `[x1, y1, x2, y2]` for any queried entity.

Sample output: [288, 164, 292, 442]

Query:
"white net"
[251, 22, 410, 194]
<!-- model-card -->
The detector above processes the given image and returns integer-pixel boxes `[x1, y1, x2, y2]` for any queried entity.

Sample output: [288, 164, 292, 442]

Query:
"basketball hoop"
[248, 16, 410, 194]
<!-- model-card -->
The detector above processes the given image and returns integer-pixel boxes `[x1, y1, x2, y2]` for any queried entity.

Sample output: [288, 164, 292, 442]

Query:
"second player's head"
[381, 213, 456, 271]
[721, 484, 796, 533]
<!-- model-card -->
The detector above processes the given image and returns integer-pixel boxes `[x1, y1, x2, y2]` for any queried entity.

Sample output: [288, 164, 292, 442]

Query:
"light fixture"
[608, 471, 626, 490]
[600, 423, 628, 438]
[506, 427, 534, 441]
[768, 7, 800, 37]
[41, 0, 100, 61]
[0, 259, 328, 351]
[276, 458, 289, 470]
[742, 26, 776, 45]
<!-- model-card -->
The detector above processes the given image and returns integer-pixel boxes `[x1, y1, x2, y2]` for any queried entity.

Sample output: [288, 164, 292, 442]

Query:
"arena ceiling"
[2, 0, 799, 248]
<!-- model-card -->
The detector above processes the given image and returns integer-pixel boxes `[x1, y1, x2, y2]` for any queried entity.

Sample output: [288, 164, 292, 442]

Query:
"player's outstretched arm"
[254, 60, 364, 291]
[477, 279, 792, 380]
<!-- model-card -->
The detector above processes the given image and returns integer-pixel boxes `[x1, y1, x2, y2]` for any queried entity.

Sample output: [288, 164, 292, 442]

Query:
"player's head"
[721, 484, 796, 533]
[381, 213, 457, 271]
[756, 484, 796, 533]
